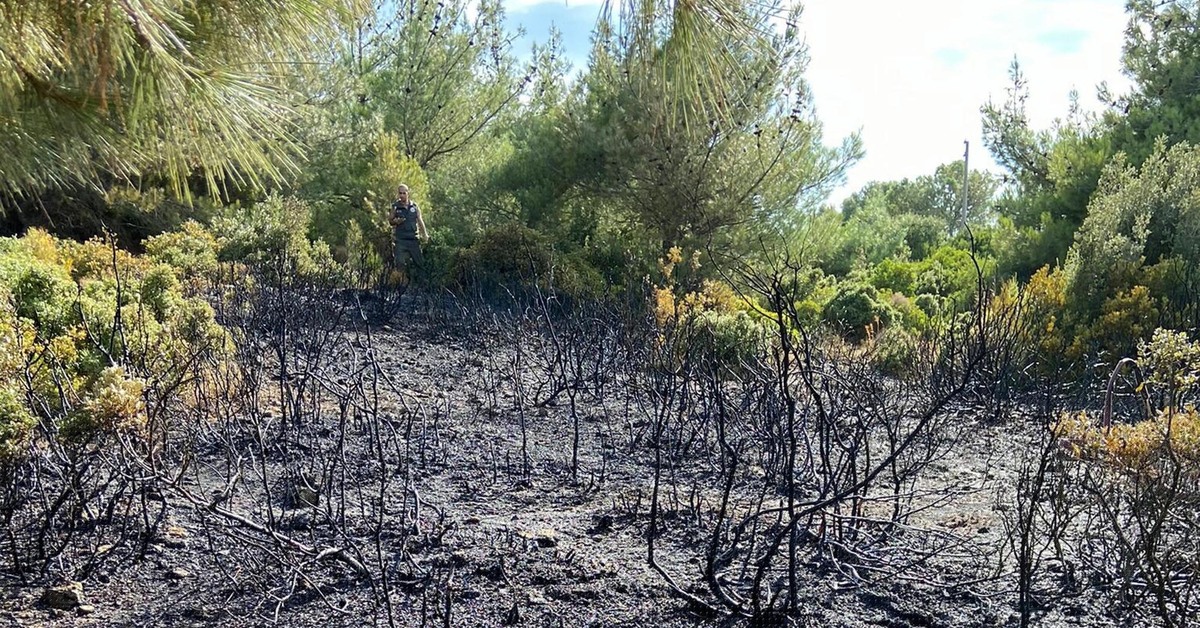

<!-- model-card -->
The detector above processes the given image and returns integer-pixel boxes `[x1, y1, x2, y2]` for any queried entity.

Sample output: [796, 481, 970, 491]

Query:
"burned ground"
[0, 290, 1180, 627]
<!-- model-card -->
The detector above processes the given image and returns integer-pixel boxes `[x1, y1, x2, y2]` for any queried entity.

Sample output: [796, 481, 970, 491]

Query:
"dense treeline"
[1, 0, 1199, 379]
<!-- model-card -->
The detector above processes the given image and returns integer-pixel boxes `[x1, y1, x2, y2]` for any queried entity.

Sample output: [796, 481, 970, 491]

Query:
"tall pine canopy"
[0, 0, 362, 198]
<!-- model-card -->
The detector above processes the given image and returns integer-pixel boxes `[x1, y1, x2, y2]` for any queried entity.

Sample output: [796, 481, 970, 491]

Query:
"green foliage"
[342, 221, 386, 289]
[450, 223, 606, 298]
[821, 204, 910, 276]
[791, 299, 824, 328]
[1068, 286, 1160, 362]
[311, 134, 432, 268]
[0, 0, 364, 197]
[982, 61, 1113, 275]
[9, 0, 1189, 383]
[292, 0, 505, 266]
[914, 245, 988, 306]
[0, 230, 230, 451]
[823, 282, 893, 341]
[1140, 328, 1200, 409]
[1064, 140, 1200, 322]
[0, 385, 35, 461]
[140, 266, 183, 321]
[144, 221, 221, 282]
[363, 0, 525, 170]
[577, 0, 860, 250]
[898, 214, 947, 261]
[887, 292, 929, 332]
[212, 195, 342, 285]
[914, 293, 942, 318]
[8, 264, 75, 338]
[1107, 0, 1200, 166]
[471, 33, 579, 234]
[455, 223, 552, 287]
[844, 163, 997, 228]
[871, 258, 916, 295]
[690, 310, 768, 371]
[871, 326, 920, 379]
[991, 214, 1076, 280]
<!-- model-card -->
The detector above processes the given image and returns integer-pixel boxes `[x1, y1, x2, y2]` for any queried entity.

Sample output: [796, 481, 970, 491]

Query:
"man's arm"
[416, 207, 429, 240]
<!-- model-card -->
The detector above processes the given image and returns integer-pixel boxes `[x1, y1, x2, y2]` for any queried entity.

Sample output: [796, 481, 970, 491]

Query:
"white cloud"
[800, 0, 1131, 203]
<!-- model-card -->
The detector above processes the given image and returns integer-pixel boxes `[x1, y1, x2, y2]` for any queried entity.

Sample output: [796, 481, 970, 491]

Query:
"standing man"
[390, 184, 428, 274]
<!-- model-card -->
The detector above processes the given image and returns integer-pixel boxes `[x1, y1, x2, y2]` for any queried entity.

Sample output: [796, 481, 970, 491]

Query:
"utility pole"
[962, 140, 980, 263]
[962, 140, 969, 227]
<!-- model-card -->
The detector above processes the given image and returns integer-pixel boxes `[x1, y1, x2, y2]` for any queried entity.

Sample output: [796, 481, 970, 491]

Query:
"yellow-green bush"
[985, 265, 1069, 376]
[82, 367, 147, 435]
[144, 220, 220, 281]
[871, 258, 917, 295]
[211, 194, 343, 285]
[0, 230, 230, 452]
[8, 263, 74, 337]
[1056, 327, 1200, 472]
[790, 299, 823, 328]
[0, 386, 35, 461]
[1056, 408, 1200, 475]
[1067, 285, 1159, 361]
[645, 247, 768, 370]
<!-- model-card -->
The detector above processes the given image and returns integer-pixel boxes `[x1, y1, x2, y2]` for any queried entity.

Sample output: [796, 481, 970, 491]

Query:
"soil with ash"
[0, 298, 1121, 628]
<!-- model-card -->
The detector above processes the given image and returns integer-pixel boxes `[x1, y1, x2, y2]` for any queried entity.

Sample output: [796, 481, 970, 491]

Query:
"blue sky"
[502, 0, 1131, 205]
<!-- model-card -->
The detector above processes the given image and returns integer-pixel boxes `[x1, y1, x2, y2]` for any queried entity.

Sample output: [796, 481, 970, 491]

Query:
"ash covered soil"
[0, 297, 1119, 628]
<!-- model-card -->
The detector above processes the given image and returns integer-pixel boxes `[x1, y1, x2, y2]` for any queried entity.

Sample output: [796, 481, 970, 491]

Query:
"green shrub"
[1068, 285, 1159, 361]
[690, 309, 767, 369]
[914, 293, 941, 317]
[140, 264, 183, 321]
[0, 230, 231, 446]
[144, 221, 220, 281]
[1138, 327, 1200, 409]
[76, 366, 147, 438]
[456, 223, 551, 285]
[554, 254, 609, 300]
[824, 282, 893, 340]
[341, 220, 385, 288]
[871, 258, 916, 295]
[9, 264, 74, 336]
[871, 326, 920, 379]
[212, 194, 343, 284]
[791, 299, 823, 328]
[914, 245, 990, 306]
[899, 214, 946, 260]
[0, 386, 34, 461]
[580, 230, 656, 290]
[887, 292, 928, 332]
